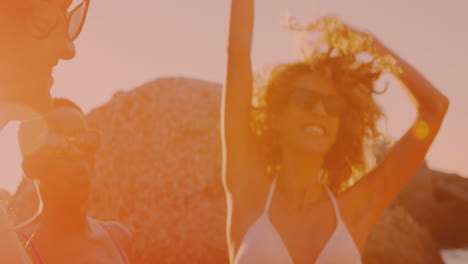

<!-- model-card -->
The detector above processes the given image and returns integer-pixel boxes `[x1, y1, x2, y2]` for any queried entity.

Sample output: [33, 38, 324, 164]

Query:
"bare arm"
[0, 108, 31, 264]
[222, 0, 256, 193]
[0, 206, 31, 264]
[344, 37, 449, 236]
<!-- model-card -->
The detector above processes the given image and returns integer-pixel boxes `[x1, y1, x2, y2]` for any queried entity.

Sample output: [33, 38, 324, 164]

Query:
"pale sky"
[1, 0, 467, 193]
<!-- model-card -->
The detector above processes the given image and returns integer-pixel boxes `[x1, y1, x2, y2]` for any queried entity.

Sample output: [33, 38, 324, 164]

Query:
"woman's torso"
[227, 158, 362, 264]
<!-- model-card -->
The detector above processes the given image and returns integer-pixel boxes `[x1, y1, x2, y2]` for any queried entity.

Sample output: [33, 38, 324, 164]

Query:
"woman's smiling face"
[275, 72, 341, 157]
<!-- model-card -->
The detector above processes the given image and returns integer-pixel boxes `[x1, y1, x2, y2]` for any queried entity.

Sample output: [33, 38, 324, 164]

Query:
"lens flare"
[413, 120, 430, 140]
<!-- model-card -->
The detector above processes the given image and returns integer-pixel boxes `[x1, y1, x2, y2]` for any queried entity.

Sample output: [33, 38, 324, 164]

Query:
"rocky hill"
[86, 78, 226, 263]
[0, 188, 10, 204]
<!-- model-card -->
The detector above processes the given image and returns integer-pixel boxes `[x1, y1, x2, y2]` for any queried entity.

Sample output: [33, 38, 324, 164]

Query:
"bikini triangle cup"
[234, 170, 361, 264]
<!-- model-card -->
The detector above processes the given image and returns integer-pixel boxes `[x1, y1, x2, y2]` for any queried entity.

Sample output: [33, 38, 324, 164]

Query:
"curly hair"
[251, 17, 398, 192]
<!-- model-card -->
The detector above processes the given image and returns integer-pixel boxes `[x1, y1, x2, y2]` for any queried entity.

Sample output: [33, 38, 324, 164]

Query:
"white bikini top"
[234, 178, 362, 264]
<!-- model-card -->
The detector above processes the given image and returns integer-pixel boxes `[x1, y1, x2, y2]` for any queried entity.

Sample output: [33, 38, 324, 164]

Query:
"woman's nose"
[310, 101, 328, 115]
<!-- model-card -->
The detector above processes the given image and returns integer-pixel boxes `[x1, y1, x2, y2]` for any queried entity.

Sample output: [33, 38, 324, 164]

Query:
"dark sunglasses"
[288, 88, 348, 116]
[67, 0, 90, 41]
[44, 129, 101, 156]
[67, 129, 101, 154]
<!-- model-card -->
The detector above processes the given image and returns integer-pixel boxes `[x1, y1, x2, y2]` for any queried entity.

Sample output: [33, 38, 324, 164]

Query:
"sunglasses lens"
[324, 97, 347, 116]
[72, 131, 101, 154]
[68, 1, 88, 40]
[290, 89, 347, 116]
[291, 89, 320, 109]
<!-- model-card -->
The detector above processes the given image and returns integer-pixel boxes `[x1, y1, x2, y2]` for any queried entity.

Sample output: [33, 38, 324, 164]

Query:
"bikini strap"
[324, 186, 342, 222]
[264, 177, 277, 212]
[99, 222, 129, 264]
[17, 231, 45, 264]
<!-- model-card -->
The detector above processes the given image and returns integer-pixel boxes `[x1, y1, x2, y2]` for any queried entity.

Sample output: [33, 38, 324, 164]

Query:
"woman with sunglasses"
[0, 0, 90, 117]
[1, 0, 90, 263]
[17, 98, 131, 264]
[222, 0, 449, 263]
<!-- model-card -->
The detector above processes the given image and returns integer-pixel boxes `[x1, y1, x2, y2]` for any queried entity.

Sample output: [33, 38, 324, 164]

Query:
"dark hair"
[52, 98, 84, 114]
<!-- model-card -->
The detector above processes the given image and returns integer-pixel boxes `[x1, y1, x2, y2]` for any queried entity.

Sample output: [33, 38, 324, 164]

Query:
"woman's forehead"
[46, 107, 87, 134]
[289, 72, 337, 96]
[50, 0, 73, 10]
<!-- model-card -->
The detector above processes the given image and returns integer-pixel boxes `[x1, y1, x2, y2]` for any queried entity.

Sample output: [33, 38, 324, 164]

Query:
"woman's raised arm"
[344, 37, 450, 235]
[222, 0, 256, 192]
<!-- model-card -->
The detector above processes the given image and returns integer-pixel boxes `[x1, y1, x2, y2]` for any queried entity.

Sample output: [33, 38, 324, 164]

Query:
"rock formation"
[362, 206, 443, 264]
[86, 78, 226, 263]
[395, 163, 468, 249]
[0, 188, 11, 204]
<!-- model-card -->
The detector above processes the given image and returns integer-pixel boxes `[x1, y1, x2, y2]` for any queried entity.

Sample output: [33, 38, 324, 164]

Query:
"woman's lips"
[302, 124, 327, 136]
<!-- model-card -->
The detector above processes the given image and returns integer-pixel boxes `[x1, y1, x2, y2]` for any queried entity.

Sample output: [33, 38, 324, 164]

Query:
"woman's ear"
[27, 2, 59, 40]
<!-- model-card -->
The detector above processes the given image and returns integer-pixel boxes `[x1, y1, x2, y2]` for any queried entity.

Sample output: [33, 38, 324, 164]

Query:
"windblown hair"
[251, 17, 399, 192]
[52, 97, 84, 114]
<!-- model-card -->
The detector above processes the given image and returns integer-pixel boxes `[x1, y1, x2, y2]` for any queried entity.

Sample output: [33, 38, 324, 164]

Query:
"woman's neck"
[277, 148, 325, 211]
[37, 203, 90, 239]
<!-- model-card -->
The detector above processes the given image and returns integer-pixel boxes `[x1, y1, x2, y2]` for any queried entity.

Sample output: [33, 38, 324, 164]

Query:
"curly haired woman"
[222, 0, 449, 263]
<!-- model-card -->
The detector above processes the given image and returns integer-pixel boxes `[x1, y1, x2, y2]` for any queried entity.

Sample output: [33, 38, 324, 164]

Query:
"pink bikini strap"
[99, 222, 129, 264]
[17, 231, 45, 264]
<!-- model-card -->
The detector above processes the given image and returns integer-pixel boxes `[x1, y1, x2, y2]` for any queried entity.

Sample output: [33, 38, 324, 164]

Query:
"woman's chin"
[294, 143, 330, 158]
